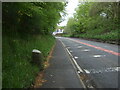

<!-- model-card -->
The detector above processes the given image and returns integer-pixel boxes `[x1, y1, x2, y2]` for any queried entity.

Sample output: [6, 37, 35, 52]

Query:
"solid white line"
[60, 39, 84, 73]
[66, 47, 84, 73]
[60, 40, 66, 47]
[59, 39, 86, 88]
[66, 48, 73, 58]
[84, 69, 90, 74]
[72, 58, 84, 73]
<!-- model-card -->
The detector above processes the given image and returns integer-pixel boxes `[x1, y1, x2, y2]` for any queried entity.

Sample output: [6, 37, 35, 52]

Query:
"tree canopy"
[3, 2, 66, 37]
[64, 2, 119, 42]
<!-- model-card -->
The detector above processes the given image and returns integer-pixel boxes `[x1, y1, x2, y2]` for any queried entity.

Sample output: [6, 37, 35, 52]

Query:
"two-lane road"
[57, 37, 119, 88]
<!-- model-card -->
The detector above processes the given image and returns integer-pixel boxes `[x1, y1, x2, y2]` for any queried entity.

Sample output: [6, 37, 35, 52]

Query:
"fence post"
[32, 49, 44, 70]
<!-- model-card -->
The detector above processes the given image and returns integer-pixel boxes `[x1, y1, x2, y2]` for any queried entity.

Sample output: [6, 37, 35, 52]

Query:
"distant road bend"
[57, 37, 119, 88]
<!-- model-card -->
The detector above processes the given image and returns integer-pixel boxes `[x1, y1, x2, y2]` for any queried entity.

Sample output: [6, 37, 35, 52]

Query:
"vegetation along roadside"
[2, 2, 66, 88]
[63, 2, 120, 45]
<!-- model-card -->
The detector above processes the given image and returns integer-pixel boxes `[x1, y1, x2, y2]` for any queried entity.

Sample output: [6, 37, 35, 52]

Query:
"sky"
[58, 0, 79, 26]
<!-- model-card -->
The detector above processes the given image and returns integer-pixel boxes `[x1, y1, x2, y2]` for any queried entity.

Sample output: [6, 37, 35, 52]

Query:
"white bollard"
[32, 49, 44, 70]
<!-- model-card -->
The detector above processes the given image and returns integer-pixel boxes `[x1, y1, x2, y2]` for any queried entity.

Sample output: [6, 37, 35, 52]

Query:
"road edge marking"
[59, 39, 87, 89]
[59, 39, 97, 89]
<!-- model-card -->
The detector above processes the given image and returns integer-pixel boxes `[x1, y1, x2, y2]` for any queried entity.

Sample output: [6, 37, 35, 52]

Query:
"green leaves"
[64, 2, 119, 42]
[3, 2, 66, 36]
[2, 2, 66, 88]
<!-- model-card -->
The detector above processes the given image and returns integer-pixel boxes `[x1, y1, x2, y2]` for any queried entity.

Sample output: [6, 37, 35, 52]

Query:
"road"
[57, 37, 119, 88]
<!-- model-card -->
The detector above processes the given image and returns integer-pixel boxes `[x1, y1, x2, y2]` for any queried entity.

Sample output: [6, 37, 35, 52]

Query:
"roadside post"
[32, 49, 44, 70]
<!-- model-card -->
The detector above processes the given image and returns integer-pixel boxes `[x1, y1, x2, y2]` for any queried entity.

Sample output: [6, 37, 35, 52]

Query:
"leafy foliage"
[64, 2, 120, 43]
[3, 2, 66, 36]
[2, 2, 65, 88]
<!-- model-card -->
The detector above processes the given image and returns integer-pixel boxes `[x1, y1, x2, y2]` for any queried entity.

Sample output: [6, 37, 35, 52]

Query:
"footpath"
[41, 39, 83, 88]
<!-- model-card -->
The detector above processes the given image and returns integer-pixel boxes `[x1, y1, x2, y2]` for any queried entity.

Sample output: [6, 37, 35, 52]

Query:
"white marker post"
[32, 49, 44, 70]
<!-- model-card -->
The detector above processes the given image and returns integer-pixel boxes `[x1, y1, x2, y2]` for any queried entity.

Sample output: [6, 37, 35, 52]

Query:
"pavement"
[41, 39, 83, 88]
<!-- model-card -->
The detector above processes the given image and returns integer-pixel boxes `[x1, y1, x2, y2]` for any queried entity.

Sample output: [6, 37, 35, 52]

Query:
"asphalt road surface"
[57, 37, 119, 88]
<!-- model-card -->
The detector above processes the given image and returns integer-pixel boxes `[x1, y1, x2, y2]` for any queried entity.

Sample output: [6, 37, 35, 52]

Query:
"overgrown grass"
[2, 35, 55, 88]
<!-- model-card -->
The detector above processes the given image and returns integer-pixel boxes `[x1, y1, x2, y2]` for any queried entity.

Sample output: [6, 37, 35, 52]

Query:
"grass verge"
[2, 35, 55, 88]
[32, 43, 56, 88]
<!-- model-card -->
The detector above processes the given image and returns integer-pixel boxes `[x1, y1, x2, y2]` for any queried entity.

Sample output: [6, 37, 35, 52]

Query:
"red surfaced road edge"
[69, 39, 120, 56]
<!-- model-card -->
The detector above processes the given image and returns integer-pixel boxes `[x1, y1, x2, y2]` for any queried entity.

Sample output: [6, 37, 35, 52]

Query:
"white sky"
[58, 0, 79, 26]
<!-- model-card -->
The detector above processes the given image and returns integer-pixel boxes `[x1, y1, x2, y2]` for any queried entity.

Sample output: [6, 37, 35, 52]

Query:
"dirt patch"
[32, 71, 46, 88]
[44, 43, 55, 69]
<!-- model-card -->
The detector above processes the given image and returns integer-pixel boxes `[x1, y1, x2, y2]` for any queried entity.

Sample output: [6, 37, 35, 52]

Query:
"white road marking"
[81, 49, 90, 52]
[92, 55, 106, 58]
[84, 69, 90, 74]
[59, 40, 66, 47]
[78, 71, 81, 74]
[77, 46, 83, 48]
[84, 67, 120, 74]
[67, 47, 71, 49]
[115, 67, 120, 71]
[93, 55, 106, 58]
[93, 55, 101, 57]
[59, 39, 87, 88]
[70, 50, 73, 52]
[74, 56, 78, 59]
[66, 48, 73, 58]
[72, 58, 84, 73]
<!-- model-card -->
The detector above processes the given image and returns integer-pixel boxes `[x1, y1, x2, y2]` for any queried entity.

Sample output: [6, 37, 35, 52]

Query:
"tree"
[3, 2, 66, 36]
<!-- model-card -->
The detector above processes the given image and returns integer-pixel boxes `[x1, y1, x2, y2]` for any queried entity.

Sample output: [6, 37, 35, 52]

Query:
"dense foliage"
[2, 2, 65, 88]
[3, 2, 65, 36]
[64, 2, 120, 43]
